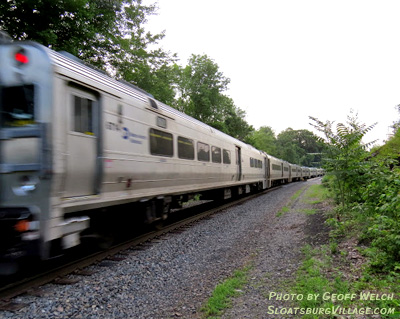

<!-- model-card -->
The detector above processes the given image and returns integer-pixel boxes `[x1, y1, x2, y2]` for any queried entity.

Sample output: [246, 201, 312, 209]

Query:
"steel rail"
[0, 185, 280, 307]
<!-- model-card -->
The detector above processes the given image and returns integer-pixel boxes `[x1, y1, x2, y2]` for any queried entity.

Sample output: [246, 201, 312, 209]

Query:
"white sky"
[143, 0, 400, 145]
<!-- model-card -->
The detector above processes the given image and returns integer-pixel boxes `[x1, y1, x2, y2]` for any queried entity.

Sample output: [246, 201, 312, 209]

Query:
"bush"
[310, 112, 400, 271]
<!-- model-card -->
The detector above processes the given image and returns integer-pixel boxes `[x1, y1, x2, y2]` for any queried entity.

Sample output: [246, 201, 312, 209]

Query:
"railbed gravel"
[2, 178, 323, 319]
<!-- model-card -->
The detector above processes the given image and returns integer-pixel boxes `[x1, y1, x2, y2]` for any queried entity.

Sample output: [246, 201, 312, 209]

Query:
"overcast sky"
[143, 0, 400, 145]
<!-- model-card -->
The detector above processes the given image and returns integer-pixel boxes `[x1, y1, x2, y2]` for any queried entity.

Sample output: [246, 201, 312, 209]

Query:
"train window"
[157, 116, 167, 129]
[0, 85, 35, 127]
[211, 146, 221, 163]
[197, 142, 210, 162]
[73, 96, 94, 135]
[250, 158, 254, 167]
[284, 167, 289, 171]
[272, 164, 281, 171]
[150, 128, 173, 157]
[223, 149, 231, 164]
[178, 136, 194, 160]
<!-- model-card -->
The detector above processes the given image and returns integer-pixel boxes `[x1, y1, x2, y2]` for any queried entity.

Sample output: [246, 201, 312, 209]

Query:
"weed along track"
[219, 178, 328, 319]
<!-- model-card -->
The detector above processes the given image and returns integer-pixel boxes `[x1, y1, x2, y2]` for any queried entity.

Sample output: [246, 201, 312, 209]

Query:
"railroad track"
[0, 186, 280, 311]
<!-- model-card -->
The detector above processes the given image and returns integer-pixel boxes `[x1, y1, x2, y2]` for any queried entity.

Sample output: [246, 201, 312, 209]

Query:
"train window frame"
[149, 128, 173, 157]
[211, 146, 222, 163]
[178, 136, 195, 160]
[223, 149, 231, 164]
[73, 95, 94, 135]
[0, 84, 35, 128]
[272, 164, 281, 171]
[197, 142, 210, 162]
[68, 86, 98, 137]
[157, 116, 167, 129]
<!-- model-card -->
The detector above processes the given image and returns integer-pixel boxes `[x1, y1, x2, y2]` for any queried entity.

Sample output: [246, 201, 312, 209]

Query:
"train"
[0, 36, 323, 273]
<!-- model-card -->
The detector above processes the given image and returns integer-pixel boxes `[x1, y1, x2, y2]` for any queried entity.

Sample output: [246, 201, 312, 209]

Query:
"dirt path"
[221, 178, 329, 319]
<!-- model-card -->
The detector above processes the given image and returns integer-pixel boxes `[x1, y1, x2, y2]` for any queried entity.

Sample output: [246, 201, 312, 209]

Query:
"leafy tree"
[173, 54, 254, 141]
[315, 112, 400, 271]
[0, 0, 177, 103]
[175, 54, 230, 124]
[274, 128, 323, 166]
[392, 104, 400, 133]
[363, 130, 400, 270]
[247, 126, 277, 156]
[310, 111, 376, 208]
[1, 0, 126, 58]
[224, 98, 252, 138]
[275, 128, 304, 164]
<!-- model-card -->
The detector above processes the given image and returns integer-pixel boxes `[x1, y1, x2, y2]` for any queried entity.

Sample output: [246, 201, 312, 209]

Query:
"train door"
[264, 157, 270, 188]
[235, 146, 241, 181]
[64, 88, 99, 197]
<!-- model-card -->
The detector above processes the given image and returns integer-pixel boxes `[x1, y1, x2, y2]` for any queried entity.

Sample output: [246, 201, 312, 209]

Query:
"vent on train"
[149, 98, 158, 109]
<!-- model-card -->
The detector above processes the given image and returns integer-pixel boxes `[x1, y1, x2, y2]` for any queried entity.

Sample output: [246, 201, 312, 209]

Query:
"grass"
[299, 208, 318, 215]
[276, 186, 306, 217]
[303, 184, 330, 204]
[290, 243, 400, 319]
[201, 266, 251, 318]
[276, 205, 289, 217]
[288, 184, 400, 318]
[292, 188, 305, 201]
[291, 245, 353, 317]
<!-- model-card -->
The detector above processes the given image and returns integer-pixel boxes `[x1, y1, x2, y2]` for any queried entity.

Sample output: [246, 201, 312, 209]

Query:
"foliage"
[0, 0, 120, 56]
[292, 244, 399, 319]
[310, 111, 376, 208]
[289, 183, 400, 318]
[246, 127, 324, 166]
[275, 128, 324, 166]
[246, 126, 277, 155]
[175, 54, 229, 123]
[220, 98, 254, 141]
[303, 184, 330, 205]
[201, 267, 250, 317]
[174, 54, 253, 140]
[0, 0, 177, 103]
[392, 104, 400, 133]
[371, 128, 400, 165]
[362, 140, 400, 271]
[1, 1, 328, 151]
[312, 110, 400, 271]
[292, 245, 343, 318]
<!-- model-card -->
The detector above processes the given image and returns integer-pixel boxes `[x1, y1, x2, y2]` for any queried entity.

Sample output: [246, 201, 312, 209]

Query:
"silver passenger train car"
[0, 38, 322, 271]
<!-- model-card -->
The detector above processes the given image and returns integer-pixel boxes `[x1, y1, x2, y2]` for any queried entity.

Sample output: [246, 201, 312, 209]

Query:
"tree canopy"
[0, 0, 177, 103]
[0, 1, 319, 159]
[246, 126, 324, 166]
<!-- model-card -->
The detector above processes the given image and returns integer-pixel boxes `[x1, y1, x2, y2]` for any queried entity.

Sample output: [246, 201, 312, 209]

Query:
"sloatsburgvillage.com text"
[267, 306, 395, 316]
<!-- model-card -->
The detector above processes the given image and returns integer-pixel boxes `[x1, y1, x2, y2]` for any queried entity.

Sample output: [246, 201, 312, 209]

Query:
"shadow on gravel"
[304, 203, 331, 246]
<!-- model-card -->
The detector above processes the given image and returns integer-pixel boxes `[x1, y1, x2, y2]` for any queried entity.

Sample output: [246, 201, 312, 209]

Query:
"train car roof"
[36, 44, 254, 150]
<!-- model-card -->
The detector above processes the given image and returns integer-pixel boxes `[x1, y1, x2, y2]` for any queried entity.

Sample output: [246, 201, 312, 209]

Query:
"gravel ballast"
[2, 178, 324, 319]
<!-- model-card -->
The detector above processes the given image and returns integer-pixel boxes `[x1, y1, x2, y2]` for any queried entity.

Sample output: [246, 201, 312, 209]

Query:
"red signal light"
[15, 51, 29, 65]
